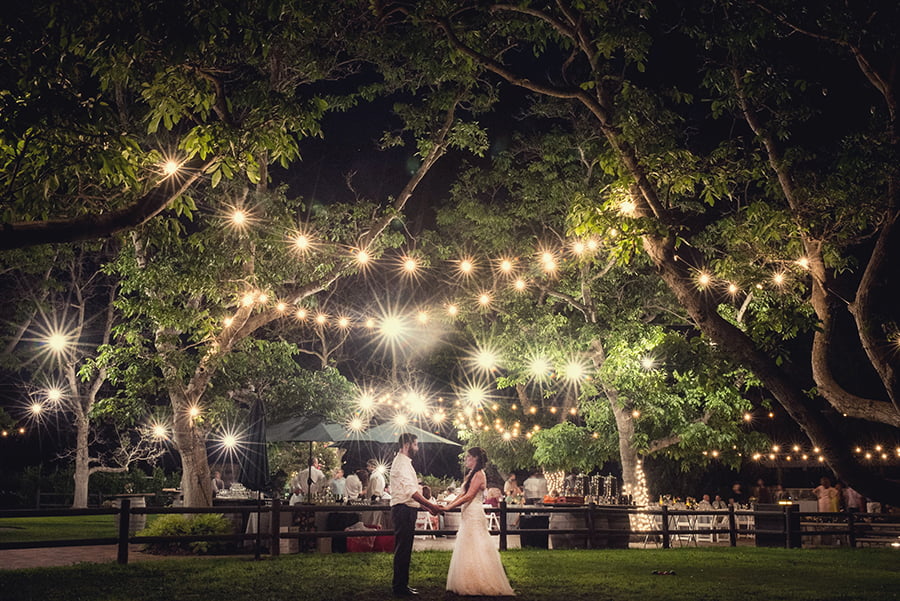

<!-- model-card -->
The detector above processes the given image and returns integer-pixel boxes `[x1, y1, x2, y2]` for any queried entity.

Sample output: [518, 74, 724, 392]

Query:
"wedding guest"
[813, 476, 839, 512]
[523, 470, 548, 504]
[329, 468, 347, 500]
[211, 471, 225, 493]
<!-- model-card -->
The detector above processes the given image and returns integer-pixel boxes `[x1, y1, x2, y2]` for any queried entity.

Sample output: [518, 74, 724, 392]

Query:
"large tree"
[410, 0, 900, 502]
[429, 132, 765, 503]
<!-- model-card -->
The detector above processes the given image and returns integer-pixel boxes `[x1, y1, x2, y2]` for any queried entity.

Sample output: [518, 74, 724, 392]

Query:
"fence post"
[271, 498, 282, 557]
[727, 505, 737, 547]
[499, 501, 508, 551]
[847, 511, 856, 548]
[586, 502, 596, 550]
[661, 505, 670, 549]
[117, 499, 131, 565]
[783, 505, 792, 549]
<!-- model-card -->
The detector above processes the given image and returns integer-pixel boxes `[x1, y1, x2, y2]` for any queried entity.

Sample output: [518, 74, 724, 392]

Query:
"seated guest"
[484, 487, 503, 507]
[504, 474, 522, 498]
[711, 495, 728, 509]
[696, 494, 714, 510]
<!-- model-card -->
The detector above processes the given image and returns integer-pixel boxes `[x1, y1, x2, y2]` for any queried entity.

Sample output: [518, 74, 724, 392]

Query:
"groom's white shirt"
[389, 452, 421, 508]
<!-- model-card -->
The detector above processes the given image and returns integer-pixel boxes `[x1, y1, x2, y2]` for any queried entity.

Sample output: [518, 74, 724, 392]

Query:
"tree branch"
[0, 158, 217, 250]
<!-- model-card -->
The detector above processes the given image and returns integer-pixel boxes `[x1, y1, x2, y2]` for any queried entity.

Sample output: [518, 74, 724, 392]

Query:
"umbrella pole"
[254, 489, 262, 560]
[308, 441, 314, 503]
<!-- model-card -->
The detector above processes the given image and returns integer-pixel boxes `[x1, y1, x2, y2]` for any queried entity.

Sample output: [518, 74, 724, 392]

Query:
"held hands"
[427, 502, 445, 516]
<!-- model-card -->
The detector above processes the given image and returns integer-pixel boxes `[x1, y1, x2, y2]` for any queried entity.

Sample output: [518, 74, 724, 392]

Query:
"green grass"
[1, 547, 898, 600]
[0, 515, 162, 543]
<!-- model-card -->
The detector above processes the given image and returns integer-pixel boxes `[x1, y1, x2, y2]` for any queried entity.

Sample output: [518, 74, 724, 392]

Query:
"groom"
[390, 433, 444, 596]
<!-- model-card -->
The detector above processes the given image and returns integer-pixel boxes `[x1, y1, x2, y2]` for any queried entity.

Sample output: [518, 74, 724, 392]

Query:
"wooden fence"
[1, 501, 898, 565]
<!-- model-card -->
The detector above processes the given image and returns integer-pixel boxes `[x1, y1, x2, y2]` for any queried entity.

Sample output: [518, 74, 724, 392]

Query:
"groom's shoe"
[392, 587, 419, 596]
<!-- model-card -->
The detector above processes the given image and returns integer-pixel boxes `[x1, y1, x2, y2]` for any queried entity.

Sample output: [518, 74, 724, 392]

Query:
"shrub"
[137, 513, 234, 555]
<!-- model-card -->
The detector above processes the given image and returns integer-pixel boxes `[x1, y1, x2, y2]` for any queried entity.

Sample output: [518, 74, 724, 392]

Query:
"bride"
[442, 447, 515, 596]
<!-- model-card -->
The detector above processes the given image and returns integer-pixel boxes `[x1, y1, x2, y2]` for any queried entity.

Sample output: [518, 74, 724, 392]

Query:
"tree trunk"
[170, 390, 214, 507]
[71, 409, 91, 509]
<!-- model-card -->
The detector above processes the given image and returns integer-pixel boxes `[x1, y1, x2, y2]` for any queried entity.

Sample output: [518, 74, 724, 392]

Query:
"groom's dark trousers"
[391, 504, 417, 591]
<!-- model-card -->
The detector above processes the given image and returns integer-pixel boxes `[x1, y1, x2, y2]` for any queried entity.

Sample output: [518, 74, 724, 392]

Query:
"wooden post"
[783, 505, 792, 549]
[498, 501, 508, 551]
[586, 502, 596, 550]
[117, 499, 131, 565]
[271, 498, 282, 557]
[661, 505, 670, 549]
[728, 505, 737, 547]
[847, 511, 856, 548]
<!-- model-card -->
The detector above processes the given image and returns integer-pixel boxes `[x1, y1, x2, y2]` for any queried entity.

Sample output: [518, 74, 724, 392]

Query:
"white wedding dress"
[446, 488, 515, 596]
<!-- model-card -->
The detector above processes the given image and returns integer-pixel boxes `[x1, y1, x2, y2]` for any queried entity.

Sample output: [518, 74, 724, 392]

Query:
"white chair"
[415, 511, 436, 539]
[486, 508, 501, 531]
[694, 514, 715, 543]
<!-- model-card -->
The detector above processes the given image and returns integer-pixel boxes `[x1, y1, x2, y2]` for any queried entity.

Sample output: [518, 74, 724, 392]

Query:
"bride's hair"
[462, 447, 488, 493]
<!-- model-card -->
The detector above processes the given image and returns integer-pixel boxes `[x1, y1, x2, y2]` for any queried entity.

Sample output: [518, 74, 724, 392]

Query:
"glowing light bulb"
[223, 317, 234, 327]
[365, 318, 375, 328]
[698, 272, 711, 286]
[349, 417, 365, 432]
[571, 241, 586, 255]
[315, 313, 327, 325]
[294, 235, 311, 251]
[797, 257, 810, 269]
[355, 249, 370, 264]
[296, 308, 308, 320]
[189, 406, 201, 418]
[47, 333, 68, 353]
[231, 210, 247, 226]
[242, 292, 256, 306]
[257, 293, 268, 304]
[743, 413, 752, 422]
[478, 293, 491, 306]
[222, 434, 238, 449]
[338, 316, 350, 328]
[162, 160, 179, 176]
[640, 357, 655, 370]
[152, 424, 167, 438]
[30, 403, 43, 415]
[416, 311, 429, 324]
[499, 259, 513, 273]
[458, 259, 474, 275]
[586, 239, 599, 251]
[276, 302, 287, 312]
[728, 283, 739, 294]
[632, 409, 641, 418]
[513, 278, 526, 291]
[402, 257, 418, 273]
[47, 388, 62, 402]
[773, 272, 786, 286]
[447, 304, 459, 316]
[619, 199, 637, 216]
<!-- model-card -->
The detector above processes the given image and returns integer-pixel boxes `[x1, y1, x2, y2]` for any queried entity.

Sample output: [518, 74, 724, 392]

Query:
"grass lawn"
[1, 547, 897, 601]
[0, 515, 162, 543]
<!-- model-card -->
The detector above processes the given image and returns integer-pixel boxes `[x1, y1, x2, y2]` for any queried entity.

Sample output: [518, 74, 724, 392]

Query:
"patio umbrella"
[266, 414, 351, 498]
[349, 422, 461, 446]
[239, 397, 270, 492]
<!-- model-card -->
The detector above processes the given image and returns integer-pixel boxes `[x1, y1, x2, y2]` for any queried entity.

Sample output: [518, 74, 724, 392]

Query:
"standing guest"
[753, 478, 773, 504]
[389, 433, 443, 597]
[833, 481, 848, 512]
[728, 482, 748, 506]
[211, 471, 225, 494]
[290, 458, 325, 504]
[813, 476, 839, 512]
[773, 484, 789, 501]
[522, 471, 548, 504]
[329, 468, 347, 500]
[367, 459, 386, 501]
[844, 485, 865, 512]
[344, 469, 365, 501]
